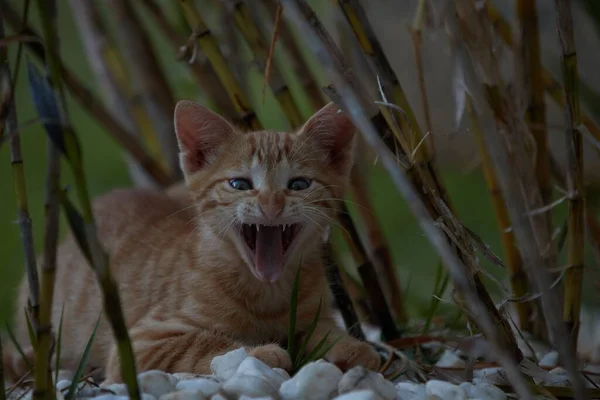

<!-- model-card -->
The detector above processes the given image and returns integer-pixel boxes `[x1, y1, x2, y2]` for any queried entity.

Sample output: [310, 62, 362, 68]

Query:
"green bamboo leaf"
[4, 323, 31, 369]
[287, 265, 301, 361]
[54, 304, 65, 385]
[65, 314, 102, 400]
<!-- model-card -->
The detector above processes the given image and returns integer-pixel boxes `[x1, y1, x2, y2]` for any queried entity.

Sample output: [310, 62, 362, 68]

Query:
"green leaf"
[56, 187, 92, 264]
[54, 304, 65, 385]
[287, 265, 301, 361]
[4, 322, 31, 369]
[294, 296, 323, 364]
[65, 313, 102, 400]
[24, 308, 36, 349]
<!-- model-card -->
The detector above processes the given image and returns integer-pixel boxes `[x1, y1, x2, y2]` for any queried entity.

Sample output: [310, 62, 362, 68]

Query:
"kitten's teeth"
[256, 224, 260, 231]
[282, 224, 286, 232]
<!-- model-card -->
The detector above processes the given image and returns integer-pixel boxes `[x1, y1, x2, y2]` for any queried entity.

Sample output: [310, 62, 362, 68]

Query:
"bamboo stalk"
[409, 0, 433, 147]
[0, 7, 40, 337]
[106, 0, 181, 181]
[70, 0, 164, 188]
[281, 2, 533, 396]
[178, 0, 261, 130]
[222, 0, 304, 127]
[449, 2, 585, 397]
[319, 18, 520, 360]
[516, 0, 551, 340]
[260, 0, 326, 112]
[554, 0, 585, 351]
[487, 1, 600, 156]
[467, 94, 531, 332]
[0, 2, 174, 187]
[139, 0, 236, 119]
[34, 1, 141, 398]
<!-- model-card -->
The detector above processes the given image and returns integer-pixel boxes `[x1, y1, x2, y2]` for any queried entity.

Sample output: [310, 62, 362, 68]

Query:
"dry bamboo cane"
[35, 1, 141, 397]
[222, 0, 304, 128]
[70, 0, 165, 189]
[554, 0, 585, 351]
[487, 1, 600, 156]
[516, 0, 552, 339]
[178, 0, 261, 130]
[106, 0, 181, 180]
[282, 2, 533, 396]
[450, 1, 585, 396]
[0, 3, 173, 187]
[467, 95, 531, 332]
[0, 11, 40, 336]
[321, 7, 519, 353]
[139, 0, 236, 120]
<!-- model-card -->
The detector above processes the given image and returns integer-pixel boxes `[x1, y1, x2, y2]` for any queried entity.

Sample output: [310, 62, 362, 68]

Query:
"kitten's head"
[174, 100, 355, 284]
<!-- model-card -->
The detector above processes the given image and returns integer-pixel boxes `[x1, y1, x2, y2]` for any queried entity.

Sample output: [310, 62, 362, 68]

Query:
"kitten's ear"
[174, 100, 235, 176]
[299, 102, 356, 173]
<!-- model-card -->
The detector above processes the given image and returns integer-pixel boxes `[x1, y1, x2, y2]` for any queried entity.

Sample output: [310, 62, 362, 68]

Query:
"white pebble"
[333, 390, 382, 400]
[538, 351, 559, 368]
[279, 360, 343, 400]
[138, 370, 178, 398]
[159, 389, 207, 400]
[210, 394, 227, 400]
[459, 382, 506, 400]
[222, 357, 285, 398]
[94, 395, 129, 400]
[338, 367, 396, 400]
[55, 380, 72, 392]
[176, 378, 221, 397]
[210, 347, 248, 381]
[102, 383, 129, 396]
[425, 380, 466, 400]
[173, 373, 202, 381]
[143, 394, 157, 400]
[435, 350, 465, 369]
[395, 382, 426, 400]
[239, 396, 275, 400]
[273, 368, 291, 381]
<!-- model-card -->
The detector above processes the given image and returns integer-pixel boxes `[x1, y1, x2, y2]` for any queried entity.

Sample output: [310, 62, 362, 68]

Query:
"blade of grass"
[65, 314, 102, 400]
[294, 296, 323, 365]
[4, 323, 31, 370]
[24, 309, 36, 350]
[422, 261, 450, 334]
[54, 305, 64, 385]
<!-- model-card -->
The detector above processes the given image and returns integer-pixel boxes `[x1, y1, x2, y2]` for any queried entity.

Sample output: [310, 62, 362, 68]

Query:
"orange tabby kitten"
[3, 101, 380, 383]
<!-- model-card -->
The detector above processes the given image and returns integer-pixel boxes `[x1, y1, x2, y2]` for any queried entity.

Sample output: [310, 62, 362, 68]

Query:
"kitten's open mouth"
[239, 223, 301, 283]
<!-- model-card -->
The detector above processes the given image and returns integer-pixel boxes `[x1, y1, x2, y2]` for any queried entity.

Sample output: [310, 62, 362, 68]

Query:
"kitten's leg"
[104, 322, 291, 383]
[300, 317, 381, 371]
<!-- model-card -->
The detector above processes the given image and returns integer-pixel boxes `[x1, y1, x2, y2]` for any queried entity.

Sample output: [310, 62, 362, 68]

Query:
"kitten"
[3, 101, 380, 383]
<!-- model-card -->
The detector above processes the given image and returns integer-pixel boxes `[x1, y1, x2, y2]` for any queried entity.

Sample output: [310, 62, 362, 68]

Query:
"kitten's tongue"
[255, 226, 284, 283]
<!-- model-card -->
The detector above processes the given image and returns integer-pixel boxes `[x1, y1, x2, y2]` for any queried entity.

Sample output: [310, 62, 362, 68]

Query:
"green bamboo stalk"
[554, 0, 585, 350]
[34, 1, 141, 398]
[70, 0, 166, 188]
[178, 0, 262, 130]
[222, 0, 304, 127]
[0, 2, 173, 187]
[0, 5, 40, 338]
[467, 94, 531, 332]
[139, 0, 236, 120]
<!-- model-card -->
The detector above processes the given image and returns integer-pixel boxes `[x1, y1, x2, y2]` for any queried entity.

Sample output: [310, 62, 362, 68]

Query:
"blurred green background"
[2, 0, 600, 327]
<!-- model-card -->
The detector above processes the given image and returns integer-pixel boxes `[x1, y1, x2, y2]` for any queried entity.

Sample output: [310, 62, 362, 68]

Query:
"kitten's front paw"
[249, 344, 292, 371]
[326, 339, 381, 372]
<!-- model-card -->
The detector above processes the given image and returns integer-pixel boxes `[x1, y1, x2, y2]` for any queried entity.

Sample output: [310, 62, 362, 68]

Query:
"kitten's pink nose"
[258, 194, 284, 220]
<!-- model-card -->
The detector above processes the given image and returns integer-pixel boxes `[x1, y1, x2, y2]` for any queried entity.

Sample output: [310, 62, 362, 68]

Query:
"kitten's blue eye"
[229, 178, 253, 190]
[288, 178, 311, 191]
